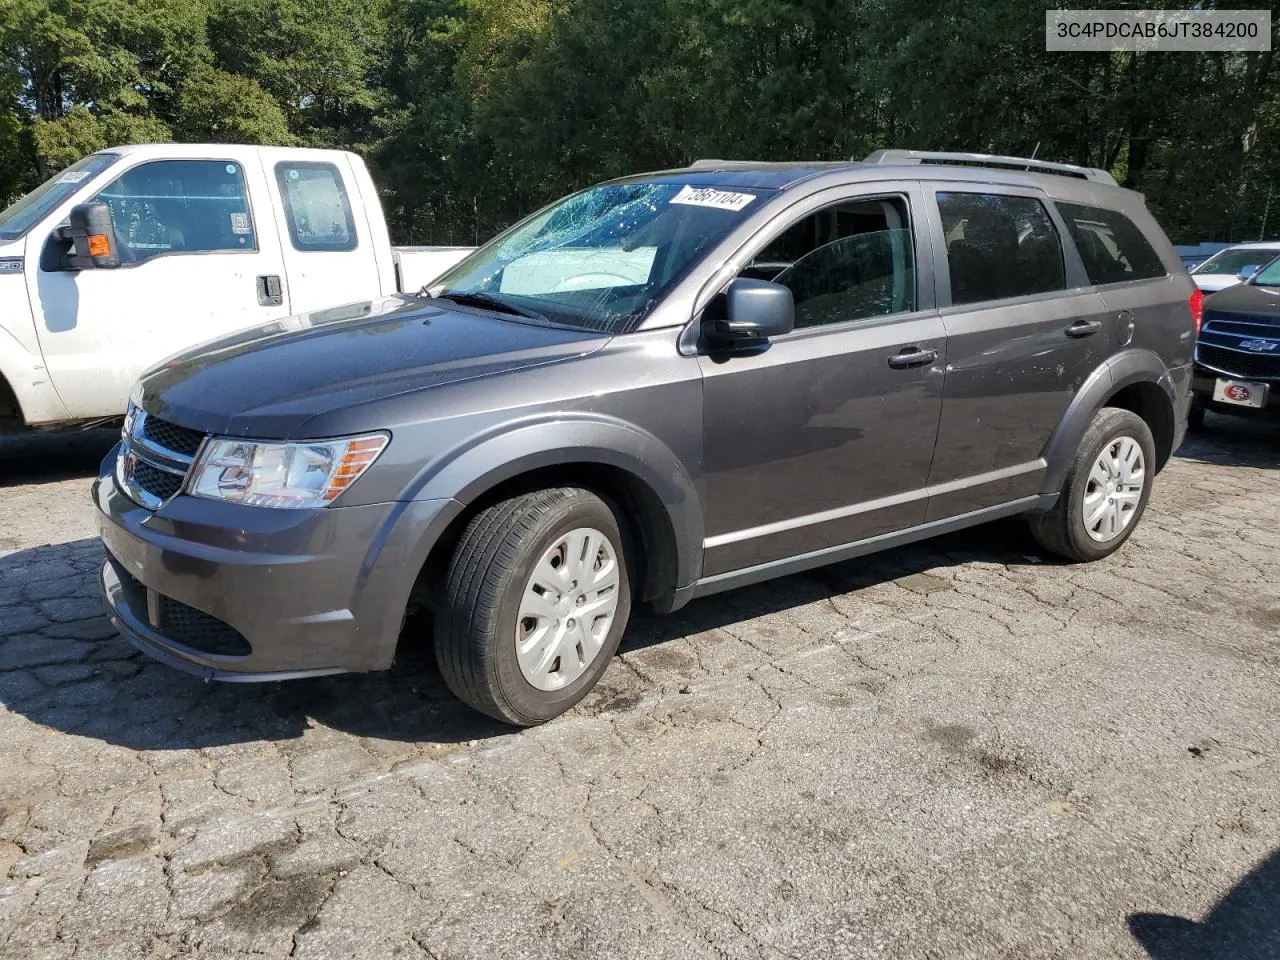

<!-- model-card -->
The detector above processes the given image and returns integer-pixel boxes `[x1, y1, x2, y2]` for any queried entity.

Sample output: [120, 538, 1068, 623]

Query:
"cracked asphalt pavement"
[1, 417, 1278, 959]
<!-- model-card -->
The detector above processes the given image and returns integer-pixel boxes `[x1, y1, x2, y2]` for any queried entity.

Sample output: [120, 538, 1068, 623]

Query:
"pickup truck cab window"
[0, 153, 118, 240]
[274, 161, 358, 252]
[743, 195, 916, 329]
[94, 159, 256, 263]
[937, 191, 1066, 305]
[430, 179, 769, 334]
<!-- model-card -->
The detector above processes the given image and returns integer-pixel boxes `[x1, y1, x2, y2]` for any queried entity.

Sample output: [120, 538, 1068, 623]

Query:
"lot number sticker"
[669, 184, 756, 212]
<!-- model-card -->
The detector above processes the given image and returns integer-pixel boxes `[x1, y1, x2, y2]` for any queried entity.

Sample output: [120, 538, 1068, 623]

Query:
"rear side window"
[1055, 201, 1167, 285]
[94, 159, 256, 263]
[936, 192, 1066, 305]
[274, 162, 358, 252]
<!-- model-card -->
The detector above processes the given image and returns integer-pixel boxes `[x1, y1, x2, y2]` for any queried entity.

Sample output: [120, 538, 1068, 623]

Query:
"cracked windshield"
[430, 181, 767, 332]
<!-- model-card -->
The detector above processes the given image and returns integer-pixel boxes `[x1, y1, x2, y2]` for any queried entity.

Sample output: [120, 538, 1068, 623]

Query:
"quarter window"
[742, 196, 916, 329]
[937, 192, 1065, 305]
[94, 160, 256, 263]
[275, 162, 358, 252]
[1055, 201, 1167, 285]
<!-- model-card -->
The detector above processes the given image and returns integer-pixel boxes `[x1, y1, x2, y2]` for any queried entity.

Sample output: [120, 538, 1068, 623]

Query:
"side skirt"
[680, 493, 1058, 604]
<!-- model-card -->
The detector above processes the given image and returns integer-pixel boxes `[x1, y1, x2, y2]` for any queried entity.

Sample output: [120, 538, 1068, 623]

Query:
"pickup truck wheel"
[436, 487, 632, 726]
[1030, 407, 1156, 563]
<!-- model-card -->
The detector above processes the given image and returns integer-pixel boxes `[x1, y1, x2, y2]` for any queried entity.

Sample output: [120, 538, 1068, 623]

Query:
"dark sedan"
[1192, 257, 1280, 425]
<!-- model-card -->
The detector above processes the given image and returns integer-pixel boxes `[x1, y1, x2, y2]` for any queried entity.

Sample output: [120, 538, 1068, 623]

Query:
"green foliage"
[177, 67, 295, 144]
[1, 0, 1277, 243]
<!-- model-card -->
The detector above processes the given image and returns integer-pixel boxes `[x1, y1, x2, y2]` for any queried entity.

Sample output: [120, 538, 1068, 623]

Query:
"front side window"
[742, 196, 916, 329]
[937, 192, 1066, 305]
[1055, 201, 1166, 285]
[430, 180, 771, 333]
[275, 162, 358, 252]
[94, 159, 256, 263]
[0, 153, 119, 241]
[1250, 259, 1280, 286]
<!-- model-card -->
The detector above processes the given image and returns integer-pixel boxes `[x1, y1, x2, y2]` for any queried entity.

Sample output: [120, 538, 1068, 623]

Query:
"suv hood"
[138, 295, 610, 438]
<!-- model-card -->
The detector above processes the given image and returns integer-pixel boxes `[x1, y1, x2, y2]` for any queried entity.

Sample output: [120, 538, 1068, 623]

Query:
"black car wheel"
[435, 487, 632, 726]
[1030, 407, 1156, 562]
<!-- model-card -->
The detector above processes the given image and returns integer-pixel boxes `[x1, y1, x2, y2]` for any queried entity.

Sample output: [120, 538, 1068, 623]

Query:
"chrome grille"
[1197, 317, 1280, 382]
[116, 405, 206, 510]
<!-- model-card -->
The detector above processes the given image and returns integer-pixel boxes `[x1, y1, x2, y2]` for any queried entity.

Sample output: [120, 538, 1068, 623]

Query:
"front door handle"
[1065, 319, 1102, 338]
[887, 346, 938, 369]
[256, 274, 283, 307]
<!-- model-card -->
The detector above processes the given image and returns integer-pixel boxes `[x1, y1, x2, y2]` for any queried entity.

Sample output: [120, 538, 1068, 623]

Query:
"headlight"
[187, 433, 389, 509]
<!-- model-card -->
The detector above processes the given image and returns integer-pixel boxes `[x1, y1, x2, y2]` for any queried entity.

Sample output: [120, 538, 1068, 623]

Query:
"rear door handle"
[887, 346, 938, 369]
[1065, 319, 1102, 338]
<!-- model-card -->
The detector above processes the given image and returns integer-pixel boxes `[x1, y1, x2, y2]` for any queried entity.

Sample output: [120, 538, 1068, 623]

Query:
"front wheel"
[435, 487, 632, 726]
[1030, 407, 1156, 562]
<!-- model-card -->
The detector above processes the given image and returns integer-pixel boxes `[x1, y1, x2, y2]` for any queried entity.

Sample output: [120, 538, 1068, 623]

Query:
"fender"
[1039, 348, 1174, 496]
[401, 412, 704, 595]
[0, 325, 71, 426]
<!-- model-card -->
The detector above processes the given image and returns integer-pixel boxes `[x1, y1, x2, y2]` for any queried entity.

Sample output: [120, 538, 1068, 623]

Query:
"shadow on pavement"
[1129, 848, 1280, 960]
[0, 428, 119, 487]
[1, 519, 1044, 751]
[1175, 411, 1280, 469]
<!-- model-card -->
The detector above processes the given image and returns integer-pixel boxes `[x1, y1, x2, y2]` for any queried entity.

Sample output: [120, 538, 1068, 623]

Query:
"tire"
[1030, 407, 1156, 563]
[1187, 401, 1206, 431]
[435, 487, 632, 726]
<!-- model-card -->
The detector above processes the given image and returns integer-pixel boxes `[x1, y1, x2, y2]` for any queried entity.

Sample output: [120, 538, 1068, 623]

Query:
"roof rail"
[861, 149, 1117, 186]
[688, 159, 766, 168]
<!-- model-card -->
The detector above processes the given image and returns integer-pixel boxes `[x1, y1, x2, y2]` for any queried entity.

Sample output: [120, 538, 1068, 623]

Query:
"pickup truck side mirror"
[1239, 264, 1260, 282]
[63, 203, 121, 270]
[703, 278, 794, 347]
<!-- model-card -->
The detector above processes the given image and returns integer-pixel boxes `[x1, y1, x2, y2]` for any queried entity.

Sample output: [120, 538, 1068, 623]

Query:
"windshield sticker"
[56, 171, 91, 184]
[669, 184, 756, 212]
[230, 212, 252, 235]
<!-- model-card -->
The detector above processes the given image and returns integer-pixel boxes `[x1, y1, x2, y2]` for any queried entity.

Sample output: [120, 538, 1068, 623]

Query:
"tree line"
[2, 0, 1276, 246]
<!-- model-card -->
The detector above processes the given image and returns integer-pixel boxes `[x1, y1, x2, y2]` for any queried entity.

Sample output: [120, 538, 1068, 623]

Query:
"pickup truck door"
[257, 149, 383, 313]
[27, 153, 291, 419]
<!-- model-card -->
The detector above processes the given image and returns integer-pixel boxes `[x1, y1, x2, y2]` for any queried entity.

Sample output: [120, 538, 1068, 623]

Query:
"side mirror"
[63, 202, 120, 270]
[1239, 264, 1260, 281]
[703, 278, 794, 347]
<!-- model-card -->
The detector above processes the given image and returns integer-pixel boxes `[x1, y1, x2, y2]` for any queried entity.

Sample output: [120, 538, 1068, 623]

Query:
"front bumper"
[95, 444, 460, 680]
[1191, 369, 1280, 415]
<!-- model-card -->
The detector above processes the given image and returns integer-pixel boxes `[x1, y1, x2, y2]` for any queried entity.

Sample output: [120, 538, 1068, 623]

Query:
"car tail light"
[1189, 288, 1204, 335]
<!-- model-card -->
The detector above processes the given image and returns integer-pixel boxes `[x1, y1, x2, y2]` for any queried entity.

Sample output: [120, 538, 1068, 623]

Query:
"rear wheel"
[435, 487, 631, 726]
[1030, 407, 1156, 562]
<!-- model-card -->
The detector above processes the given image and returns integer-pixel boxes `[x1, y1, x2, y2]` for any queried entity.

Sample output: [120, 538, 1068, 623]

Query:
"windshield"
[429, 180, 770, 333]
[1191, 247, 1280, 276]
[1250, 257, 1280, 286]
[0, 153, 119, 241]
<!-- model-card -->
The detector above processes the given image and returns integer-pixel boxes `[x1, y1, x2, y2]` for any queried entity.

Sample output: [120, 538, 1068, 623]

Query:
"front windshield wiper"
[428, 290, 549, 323]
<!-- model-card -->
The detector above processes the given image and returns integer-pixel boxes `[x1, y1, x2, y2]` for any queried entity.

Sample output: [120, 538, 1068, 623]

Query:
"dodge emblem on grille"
[1238, 339, 1279, 352]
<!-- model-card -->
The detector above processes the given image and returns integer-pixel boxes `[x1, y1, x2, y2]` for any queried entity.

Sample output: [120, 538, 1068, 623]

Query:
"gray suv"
[95, 150, 1196, 725]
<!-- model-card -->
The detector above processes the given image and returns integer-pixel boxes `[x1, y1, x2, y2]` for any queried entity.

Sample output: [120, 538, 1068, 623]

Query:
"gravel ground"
[0, 416, 1277, 959]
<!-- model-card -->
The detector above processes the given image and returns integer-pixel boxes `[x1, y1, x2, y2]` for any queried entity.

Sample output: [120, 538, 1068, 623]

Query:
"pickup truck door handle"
[887, 346, 938, 369]
[1065, 319, 1102, 338]
[256, 274, 284, 307]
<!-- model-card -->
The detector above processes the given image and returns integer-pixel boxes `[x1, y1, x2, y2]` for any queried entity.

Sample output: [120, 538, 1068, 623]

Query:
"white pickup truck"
[0, 144, 473, 430]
